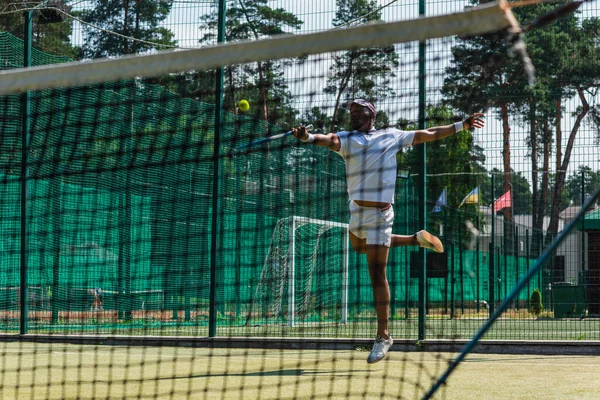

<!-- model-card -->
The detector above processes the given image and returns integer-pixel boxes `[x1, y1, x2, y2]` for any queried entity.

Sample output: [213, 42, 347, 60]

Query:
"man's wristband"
[301, 133, 315, 143]
[454, 121, 464, 133]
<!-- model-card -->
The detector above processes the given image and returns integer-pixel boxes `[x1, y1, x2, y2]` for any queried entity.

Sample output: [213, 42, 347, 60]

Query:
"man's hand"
[463, 113, 485, 130]
[292, 125, 309, 141]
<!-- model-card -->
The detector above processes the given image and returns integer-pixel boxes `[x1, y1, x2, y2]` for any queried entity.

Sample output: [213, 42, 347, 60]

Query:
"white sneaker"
[416, 230, 444, 253]
[367, 335, 393, 364]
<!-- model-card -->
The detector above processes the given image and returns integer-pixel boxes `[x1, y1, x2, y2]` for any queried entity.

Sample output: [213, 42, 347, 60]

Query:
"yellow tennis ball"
[239, 99, 250, 112]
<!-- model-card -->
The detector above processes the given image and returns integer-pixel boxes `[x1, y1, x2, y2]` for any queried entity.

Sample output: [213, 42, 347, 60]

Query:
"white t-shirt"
[335, 127, 415, 204]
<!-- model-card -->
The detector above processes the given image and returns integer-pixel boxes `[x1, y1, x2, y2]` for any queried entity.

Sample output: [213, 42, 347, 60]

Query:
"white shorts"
[349, 200, 394, 247]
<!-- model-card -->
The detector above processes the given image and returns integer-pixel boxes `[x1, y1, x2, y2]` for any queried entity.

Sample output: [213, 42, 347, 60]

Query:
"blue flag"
[432, 187, 447, 213]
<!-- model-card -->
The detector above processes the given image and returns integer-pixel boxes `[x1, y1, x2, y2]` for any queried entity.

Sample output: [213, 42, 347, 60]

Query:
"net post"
[526, 229, 531, 310]
[490, 174, 496, 317]
[208, 0, 226, 338]
[19, 9, 34, 335]
[417, 0, 427, 342]
[581, 169, 586, 273]
[288, 217, 296, 328]
[50, 178, 61, 325]
[515, 225, 520, 310]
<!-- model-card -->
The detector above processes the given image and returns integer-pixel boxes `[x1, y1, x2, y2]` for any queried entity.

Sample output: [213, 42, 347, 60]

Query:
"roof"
[560, 205, 583, 220]
[578, 208, 600, 231]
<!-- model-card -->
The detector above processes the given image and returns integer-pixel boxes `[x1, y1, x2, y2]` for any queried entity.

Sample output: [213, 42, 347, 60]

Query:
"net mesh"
[1, 0, 599, 398]
[246, 216, 349, 327]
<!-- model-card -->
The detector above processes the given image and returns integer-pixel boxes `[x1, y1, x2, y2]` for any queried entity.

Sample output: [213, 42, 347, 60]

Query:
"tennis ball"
[239, 99, 250, 112]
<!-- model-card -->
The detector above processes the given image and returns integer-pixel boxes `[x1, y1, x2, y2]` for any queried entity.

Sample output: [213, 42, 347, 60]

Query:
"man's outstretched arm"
[412, 113, 485, 146]
[292, 126, 341, 151]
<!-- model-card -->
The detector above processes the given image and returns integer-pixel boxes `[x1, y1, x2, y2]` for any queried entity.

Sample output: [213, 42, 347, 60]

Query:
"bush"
[530, 288, 543, 316]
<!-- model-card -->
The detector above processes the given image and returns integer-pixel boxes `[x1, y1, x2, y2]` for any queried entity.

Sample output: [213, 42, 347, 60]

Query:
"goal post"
[287, 216, 349, 327]
[246, 215, 350, 328]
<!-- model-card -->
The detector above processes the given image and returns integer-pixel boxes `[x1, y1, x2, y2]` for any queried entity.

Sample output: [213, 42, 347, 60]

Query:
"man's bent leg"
[390, 231, 444, 253]
[390, 234, 418, 248]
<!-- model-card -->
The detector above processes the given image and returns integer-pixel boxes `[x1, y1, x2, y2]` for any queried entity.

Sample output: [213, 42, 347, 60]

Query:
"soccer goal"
[247, 216, 349, 327]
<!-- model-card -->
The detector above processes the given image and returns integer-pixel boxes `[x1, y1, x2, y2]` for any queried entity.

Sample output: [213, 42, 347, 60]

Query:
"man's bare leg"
[366, 244, 391, 339]
[351, 231, 441, 252]
[349, 233, 391, 338]
[390, 234, 419, 248]
[391, 231, 444, 253]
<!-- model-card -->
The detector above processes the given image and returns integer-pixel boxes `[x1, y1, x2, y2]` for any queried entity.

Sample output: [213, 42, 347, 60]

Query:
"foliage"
[529, 288, 543, 316]
[0, 0, 77, 58]
[78, 0, 176, 58]
[398, 104, 486, 216]
[484, 168, 532, 215]
[564, 166, 600, 206]
[323, 0, 398, 132]
[301, 107, 331, 134]
[195, 0, 303, 127]
[587, 104, 600, 144]
[443, 0, 600, 255]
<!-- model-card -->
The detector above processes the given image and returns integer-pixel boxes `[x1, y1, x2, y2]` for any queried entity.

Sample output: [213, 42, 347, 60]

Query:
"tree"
[0, 1, 77, 58]
[300, 107, 331, 134]
[443, 1, 600, 255]
[442, 0, 528, 229]
[542, 14, 600, 244]
[398, 104, 485, 215]
[587, 103, 600, 144]
[529, 288, 543, 316]
[486, 168, 532, 215]
[564, 166, 600, 206]
[324, 0, 398, 132]
[197, 0, 303, 127]
[78, 0, 176, 58]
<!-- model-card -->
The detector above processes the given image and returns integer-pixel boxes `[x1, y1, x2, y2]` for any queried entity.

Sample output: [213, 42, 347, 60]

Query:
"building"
[478, 205, 599, 285]
[577, 209, 600, 315]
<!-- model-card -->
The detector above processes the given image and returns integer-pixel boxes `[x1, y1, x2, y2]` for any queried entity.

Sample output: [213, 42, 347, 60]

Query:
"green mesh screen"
[0, 1, 599, 398]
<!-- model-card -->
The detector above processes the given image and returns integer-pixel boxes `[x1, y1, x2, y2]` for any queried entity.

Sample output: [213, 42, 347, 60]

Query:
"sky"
[67, 0, 600, 185]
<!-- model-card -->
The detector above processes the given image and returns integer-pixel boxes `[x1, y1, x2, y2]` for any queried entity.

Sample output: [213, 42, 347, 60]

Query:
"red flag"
[490, 190, 512, 212]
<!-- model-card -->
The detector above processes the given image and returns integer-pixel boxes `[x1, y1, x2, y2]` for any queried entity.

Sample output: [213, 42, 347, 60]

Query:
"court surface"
[1, 343, 599, 399]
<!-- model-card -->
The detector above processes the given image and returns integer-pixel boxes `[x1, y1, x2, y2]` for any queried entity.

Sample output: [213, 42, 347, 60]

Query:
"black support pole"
[20, 10, 33, 335]
[417, 0, 427, 342]
[209, 0, 227, 338]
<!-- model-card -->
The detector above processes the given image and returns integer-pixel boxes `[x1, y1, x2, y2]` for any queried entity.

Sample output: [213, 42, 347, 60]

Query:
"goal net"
[247, 216, 349, 327]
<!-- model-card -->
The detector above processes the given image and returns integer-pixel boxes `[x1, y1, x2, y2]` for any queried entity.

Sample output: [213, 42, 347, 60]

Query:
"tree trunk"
[556, 98, 562, 175]
[257, 61, 268, 122]
[135, 6, 140, 53]
[539, 123, 552, 303]
[330, 56, 354, 133]
[124, 1, 130, 54]
[530, 101, 542, 256]
[501, 102, 513, 252]
[228, 67, 236, 113]
[546, 88, 590, 243]
[539, 119, 551, 221]
[237, 4, 268, 124]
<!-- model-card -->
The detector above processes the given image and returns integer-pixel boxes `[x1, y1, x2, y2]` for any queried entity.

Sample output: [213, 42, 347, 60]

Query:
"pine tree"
[197, 0, 302, 127]
[442, 1, 600, 256]
[324, 0, 398, 132]
[0, 0, 76, 58]
[78, 0, 176, 58]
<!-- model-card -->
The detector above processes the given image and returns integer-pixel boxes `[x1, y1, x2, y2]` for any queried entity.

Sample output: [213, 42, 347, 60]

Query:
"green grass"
[1, 343, 599, 399]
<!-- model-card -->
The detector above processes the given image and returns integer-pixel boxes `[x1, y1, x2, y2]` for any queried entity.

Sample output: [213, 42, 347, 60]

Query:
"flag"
[432, 187, 447, 213]
[490, 189, 512, 212]
[459, 187, 479, 208]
